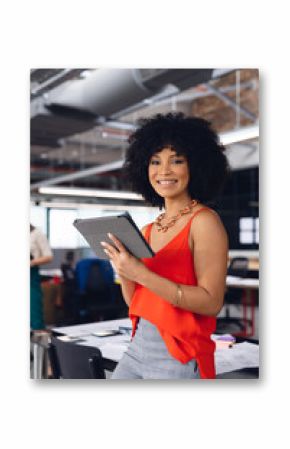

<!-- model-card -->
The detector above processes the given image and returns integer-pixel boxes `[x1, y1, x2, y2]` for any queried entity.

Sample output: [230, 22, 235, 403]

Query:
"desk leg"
[31, 332, 50, 379]
[243, 291, 248, 334]
[250, 290, 255, 338]
[32, 343, 44, 379]
[234, 290, 248, 338]
[236, 288, 256, 338]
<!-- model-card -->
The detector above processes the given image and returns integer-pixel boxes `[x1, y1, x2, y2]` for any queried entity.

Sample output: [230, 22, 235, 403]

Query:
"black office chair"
[79, 261, 127, 323]
[48, 336, 106, 379]
[216, 257, 249, 335]
[227, 257, 249, 278]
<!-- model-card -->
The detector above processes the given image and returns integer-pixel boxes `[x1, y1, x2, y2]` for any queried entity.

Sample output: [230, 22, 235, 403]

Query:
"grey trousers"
[111, 318, 200, 380]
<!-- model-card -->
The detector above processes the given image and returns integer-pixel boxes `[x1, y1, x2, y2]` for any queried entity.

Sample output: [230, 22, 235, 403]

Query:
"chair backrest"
[86, 262, 108, 293]
[48, 336, 106, 379]
[75, 258, 114, 293]
[228, 257, 249, 278]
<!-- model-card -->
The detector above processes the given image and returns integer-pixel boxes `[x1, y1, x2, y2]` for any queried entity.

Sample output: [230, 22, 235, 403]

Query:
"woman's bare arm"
[102, 213, 228, 316]
[132, 211, 228, 316]
[30, 255, 53, 267]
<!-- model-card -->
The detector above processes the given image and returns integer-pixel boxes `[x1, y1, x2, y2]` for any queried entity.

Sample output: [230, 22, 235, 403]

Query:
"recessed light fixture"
[220, 124, 259, 146]
[37, 201, 156, 212]
[38, 186, 144, 201]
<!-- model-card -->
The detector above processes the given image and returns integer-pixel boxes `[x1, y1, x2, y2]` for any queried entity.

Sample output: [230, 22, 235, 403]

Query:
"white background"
[0, 1, 288, 448]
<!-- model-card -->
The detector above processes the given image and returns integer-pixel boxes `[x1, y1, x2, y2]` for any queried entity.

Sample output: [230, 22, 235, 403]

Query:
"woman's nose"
[158, 161, 172, 174]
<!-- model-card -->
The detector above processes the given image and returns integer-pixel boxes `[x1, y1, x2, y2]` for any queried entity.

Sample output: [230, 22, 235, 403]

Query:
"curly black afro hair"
[124, 112, 229, 208]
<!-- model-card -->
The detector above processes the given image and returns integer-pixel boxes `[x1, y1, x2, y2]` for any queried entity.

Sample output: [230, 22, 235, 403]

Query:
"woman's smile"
[157, 179, 178, 187]
[148, 147, 190, 198]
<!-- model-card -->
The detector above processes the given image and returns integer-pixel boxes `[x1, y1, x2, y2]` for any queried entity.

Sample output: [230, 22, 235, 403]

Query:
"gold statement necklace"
[155, 199, 198, 233]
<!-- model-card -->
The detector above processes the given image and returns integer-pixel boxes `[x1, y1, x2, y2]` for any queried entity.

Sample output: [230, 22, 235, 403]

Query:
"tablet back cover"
[73, 213, 154, 260]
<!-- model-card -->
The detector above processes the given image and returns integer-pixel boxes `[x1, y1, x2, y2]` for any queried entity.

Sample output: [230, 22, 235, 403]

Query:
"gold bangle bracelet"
[174, 284, 182, 307]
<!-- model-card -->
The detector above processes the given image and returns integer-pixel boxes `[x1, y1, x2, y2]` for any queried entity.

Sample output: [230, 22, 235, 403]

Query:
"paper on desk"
[211, 334, 236, 349]
[215, 342, 259, 375]
[212, 333, 236, 342]
[101, 342, 130, 362]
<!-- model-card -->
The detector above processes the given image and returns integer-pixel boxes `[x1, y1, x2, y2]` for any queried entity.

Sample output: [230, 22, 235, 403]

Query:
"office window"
[255, 218, 259, 244]
[75, 208, 120, 247]
[239, 217, 259, 245]
[49, 209, 79, 248]
[130, 209, 159, 229]
[47, 206, 160, 249]
[30, 205, 47, 234]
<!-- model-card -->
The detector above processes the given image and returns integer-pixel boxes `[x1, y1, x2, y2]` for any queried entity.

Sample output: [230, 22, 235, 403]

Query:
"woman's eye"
[149, 158, 185, 165]
[172, 159, 185, 164]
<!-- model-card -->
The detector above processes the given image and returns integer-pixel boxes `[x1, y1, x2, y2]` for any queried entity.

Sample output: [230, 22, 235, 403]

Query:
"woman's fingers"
[100, 241, 117, 258]
[107, 233, 127, 253]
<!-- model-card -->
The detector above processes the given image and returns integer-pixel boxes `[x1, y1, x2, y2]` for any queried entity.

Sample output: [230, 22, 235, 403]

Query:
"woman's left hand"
[100, 233, 147, 282]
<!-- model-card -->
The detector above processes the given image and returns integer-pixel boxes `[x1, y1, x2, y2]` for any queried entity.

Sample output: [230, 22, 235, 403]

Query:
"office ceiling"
[30, 68, 259, 205]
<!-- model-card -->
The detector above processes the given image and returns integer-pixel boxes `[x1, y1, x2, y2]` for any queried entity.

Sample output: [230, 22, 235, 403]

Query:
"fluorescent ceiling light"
[37, 201, 157, 212]
[38, 186, 144, 201]
[219, 125, 259, 146]
[101, 131, 128, 141]
[105, 121, 136, 131]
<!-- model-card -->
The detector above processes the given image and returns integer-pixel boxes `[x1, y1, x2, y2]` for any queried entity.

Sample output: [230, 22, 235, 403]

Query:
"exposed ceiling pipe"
[31, 69, 214, 146]
[30, 123, 259, 190]
[205, 83, 257, 122]
[31, 69, 80, 97]
[30, 159, 124, 190]
[111, 84, 180, 119]
[146, 79, 257, 108]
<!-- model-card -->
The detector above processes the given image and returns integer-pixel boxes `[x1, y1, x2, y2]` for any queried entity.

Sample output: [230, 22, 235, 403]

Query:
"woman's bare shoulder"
[192, 204, 221, 221]
[190, 205, 228, 243]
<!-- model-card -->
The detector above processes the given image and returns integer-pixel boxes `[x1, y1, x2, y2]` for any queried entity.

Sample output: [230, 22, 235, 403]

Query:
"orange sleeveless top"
[129, 208, 216, 379]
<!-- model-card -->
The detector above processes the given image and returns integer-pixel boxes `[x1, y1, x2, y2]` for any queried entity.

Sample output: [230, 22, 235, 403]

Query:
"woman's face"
[148, 147, 190, 200]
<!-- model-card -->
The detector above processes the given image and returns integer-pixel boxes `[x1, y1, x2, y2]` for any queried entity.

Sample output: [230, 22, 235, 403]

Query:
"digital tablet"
[73, 212, 155, 260]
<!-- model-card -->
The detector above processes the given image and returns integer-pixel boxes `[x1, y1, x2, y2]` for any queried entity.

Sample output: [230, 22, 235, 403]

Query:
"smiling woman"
[124, 112, 229, 208]
[102, 112, 229, 380]
[148, 148, 190, 200]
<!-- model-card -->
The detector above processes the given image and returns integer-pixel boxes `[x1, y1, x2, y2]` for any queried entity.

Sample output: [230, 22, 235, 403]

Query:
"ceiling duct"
[46, 69, 151, 116]
[30, 98, 96, 147]
[45, 69, 214, 116]
[138, 68, 214, 91]
[30, 68, 214, 146]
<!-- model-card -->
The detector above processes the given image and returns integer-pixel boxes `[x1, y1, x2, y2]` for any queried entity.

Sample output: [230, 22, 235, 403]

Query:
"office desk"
[52, 318, 259, 378]
[53, 318, 132, 371]
[226, 276, 259, 338]
[226, 276, 259, 289]
[40, 269, 62, 278]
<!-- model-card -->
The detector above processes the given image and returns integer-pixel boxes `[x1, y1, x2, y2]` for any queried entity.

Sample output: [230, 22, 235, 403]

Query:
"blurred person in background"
[30, 224, 53, 331]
